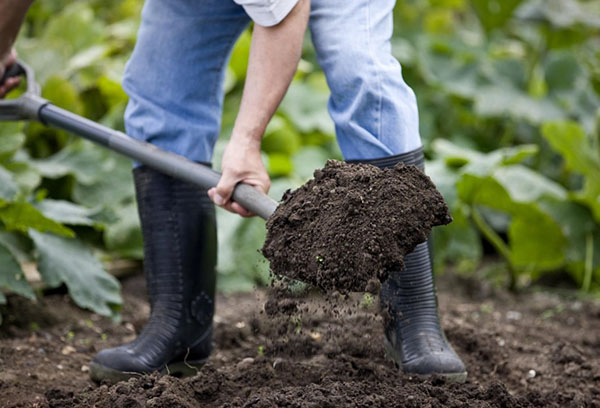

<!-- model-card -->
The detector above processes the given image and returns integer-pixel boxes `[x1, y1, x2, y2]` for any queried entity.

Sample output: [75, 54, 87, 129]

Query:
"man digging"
[0, 0, 467, 383]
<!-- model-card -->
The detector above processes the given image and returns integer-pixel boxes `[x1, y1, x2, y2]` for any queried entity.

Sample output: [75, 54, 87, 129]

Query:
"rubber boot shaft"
[355, 148, 467, 381]
[90, 166, 217, 382]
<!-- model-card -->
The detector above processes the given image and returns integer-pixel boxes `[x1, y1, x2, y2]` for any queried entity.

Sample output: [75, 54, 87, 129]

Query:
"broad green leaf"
[42, 76, 84, 115]
[42, 3, 105, 54]
[262, 116, 302, 155]
[470, 0, 523, 32]
[426, 159, 461, 206]
[474, 85, 564, 124]
[0, 242, 35, 301]
[30, 230, 122, 317]
[541, 121, 600, 221]
[516, 0, 600, 29]
[3, 162, 41, 193]
[35, 199, 102, 227]
[539, 197, 599, 272]
[216, 209, 269, 293]
[457, 171, 567, 272]
[280, 82, 335, 135]
[545, 53, 582, 92]
[508, 207, 566, 273]
[0, 132, 26, 161]
[31, 140, 109, 184]
[292, 146, 330, 181]
[0, 231, 33, 263]
[267, 153, 293, 177]
[0, 201, 74, 237]
[73, 155, 134, 207]
[492, 165, 566, 203]
[103, 201, 143, 259]
[434, 140, 538, 174]
[228, 29, 251, 82]
[0, 167, 18, 200]
[433, 205, 482, 270]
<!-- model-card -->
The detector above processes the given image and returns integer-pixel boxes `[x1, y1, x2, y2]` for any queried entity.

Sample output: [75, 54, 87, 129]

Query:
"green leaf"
[292, 146, 330, 181]
[73, 155, 134, 207]
[31, 140, 108, 184]
[228, 29, 251, 82]
[433, 205, 482, 270]
[0, 242, 35, 301]
[0, 130, 26, 161]
[262, 116, 302, 155]
[541, 121, 600, 221]
[267, 153, 293, 177]
[30, 230, 122, 317]
[457, 172, 567, 272]
[42, 76, 84, 115]
[508, 207, 566, 272]
[474, 85, 565, 124]
[0, 166, 18, 200]
[34, 199, 103, 227]
[470, 0, 523, 32]
[280, 82, 335, 135]
[103, 201, 143, 259]
[3, 162, 42, 194]
[216, 209, 269, 293]
[492, 165, 566, 203]
[0, 201, 74, 237]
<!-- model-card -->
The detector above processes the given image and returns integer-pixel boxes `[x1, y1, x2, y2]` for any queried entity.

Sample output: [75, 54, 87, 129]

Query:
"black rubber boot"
[89, 166, 217, 383]
[354, 148, 467, 383]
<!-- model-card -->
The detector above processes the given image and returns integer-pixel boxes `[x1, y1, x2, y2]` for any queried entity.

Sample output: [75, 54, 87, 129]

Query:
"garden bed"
[0, 271, 598, 407]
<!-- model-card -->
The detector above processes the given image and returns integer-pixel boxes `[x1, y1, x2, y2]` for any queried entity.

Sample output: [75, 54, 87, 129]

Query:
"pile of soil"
[1, 272, 598, 407]
[262, 160, 452, 292]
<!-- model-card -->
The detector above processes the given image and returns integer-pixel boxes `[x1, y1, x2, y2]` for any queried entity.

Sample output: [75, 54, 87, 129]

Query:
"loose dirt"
[1, 272, 598, 407]
[262, 160, 452, 292]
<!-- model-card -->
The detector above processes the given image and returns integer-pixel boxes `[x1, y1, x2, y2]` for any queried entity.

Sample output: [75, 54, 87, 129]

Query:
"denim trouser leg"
[309, 0, 422, 160]
[123, 0, 421, 163]
[123, 0, 250, 163]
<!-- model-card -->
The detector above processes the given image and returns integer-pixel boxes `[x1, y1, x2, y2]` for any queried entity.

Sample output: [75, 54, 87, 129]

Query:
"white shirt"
[234, 0, 300, 27]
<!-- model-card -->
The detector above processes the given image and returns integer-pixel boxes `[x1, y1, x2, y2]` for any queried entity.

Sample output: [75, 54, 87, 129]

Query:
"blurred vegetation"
[0, 0, 599, 319]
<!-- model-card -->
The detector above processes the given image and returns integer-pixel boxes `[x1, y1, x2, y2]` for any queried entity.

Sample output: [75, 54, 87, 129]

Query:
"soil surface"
[1, 272, 598, 407]
[263, 160, 452, 292]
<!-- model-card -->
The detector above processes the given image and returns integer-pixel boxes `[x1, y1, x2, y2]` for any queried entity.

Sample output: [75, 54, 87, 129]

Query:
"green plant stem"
[582, 232, 593, 292]
[471, 206, 517, 290]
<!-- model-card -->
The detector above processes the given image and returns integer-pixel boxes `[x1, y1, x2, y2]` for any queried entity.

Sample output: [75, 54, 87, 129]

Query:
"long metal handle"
[0, 61, 278, 220]
[39, 104, 278, 220]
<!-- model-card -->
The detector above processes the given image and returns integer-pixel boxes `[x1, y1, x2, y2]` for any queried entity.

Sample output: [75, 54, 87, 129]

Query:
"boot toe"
[90, 346, 153, 383]
[403, 350, 466, 375]
[385, 340, 467, 382]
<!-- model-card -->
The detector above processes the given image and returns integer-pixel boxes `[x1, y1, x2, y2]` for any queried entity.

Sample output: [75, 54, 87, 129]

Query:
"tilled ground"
[0, 272, 598, 407]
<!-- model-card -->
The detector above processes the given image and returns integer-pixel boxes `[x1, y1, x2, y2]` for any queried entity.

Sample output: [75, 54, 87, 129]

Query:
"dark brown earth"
[1, 271, 598, 407]
[263, 160, 452, 293]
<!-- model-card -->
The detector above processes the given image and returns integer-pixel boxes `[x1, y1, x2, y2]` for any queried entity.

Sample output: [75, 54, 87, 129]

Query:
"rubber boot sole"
[89, 358, 208, 384]
[384, 340, 468, 384]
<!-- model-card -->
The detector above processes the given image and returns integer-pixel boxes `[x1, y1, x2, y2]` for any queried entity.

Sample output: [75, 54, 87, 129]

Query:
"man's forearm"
[231, 0, 310, 147]
[0, 0, 33, 57]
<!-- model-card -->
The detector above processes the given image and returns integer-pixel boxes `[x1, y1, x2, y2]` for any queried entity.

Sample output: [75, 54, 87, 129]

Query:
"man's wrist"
[230, 125, 264, 151]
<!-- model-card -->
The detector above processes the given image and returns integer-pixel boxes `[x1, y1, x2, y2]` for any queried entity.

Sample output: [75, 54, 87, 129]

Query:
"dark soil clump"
[262, 160, 452, 292]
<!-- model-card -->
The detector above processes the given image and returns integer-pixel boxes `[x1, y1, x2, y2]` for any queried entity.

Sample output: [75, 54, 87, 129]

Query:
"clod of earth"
[262, 160, 452, 293]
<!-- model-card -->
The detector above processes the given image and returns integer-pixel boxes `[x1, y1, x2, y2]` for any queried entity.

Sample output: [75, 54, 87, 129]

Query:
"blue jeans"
[123, 0, 421, 163]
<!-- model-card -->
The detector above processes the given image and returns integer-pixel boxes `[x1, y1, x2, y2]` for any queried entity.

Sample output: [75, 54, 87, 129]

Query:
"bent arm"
[209, 0, 311, 216]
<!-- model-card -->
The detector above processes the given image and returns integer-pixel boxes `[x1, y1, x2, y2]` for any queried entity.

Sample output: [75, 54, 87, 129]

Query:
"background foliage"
[1, 0, 599, 320]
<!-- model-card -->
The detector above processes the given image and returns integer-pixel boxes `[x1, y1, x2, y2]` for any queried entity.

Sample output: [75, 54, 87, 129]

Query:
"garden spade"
[0, 61, 278, 220]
